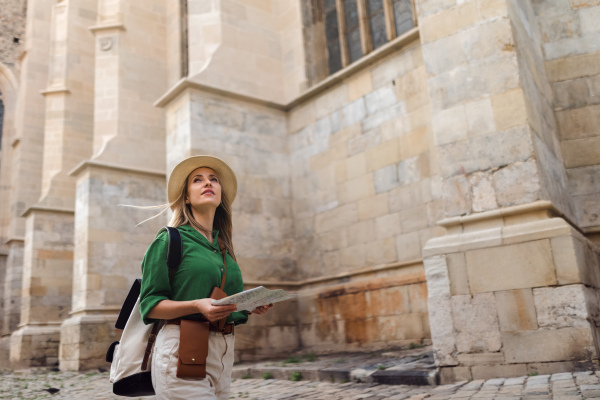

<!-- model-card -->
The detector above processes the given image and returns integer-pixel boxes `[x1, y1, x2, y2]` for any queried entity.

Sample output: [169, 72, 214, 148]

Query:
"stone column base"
[59, 314, 119, 371]
[424, 201, 600, 382]
[0, 335, 10, 368]
[10, 324, 62, 368]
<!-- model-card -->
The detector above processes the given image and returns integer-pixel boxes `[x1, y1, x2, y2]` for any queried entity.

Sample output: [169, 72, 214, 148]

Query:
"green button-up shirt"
[139, 225, 248, 326]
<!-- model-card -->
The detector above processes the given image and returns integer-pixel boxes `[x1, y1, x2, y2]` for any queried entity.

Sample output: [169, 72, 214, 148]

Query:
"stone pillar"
[9, 0, 96, 368]
[9, 209, 73, 368]
[2, 0, 53, 367]
[417, 0, 600, 380]
[59, 0, 168, 370]
[59, 163, 165, 371]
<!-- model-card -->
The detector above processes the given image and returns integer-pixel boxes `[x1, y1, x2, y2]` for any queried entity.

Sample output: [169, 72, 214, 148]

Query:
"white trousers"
[151, 324, 235, 400]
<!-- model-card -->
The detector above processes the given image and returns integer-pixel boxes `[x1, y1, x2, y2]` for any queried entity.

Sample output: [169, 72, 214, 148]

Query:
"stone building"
[1, 0, 600, 382]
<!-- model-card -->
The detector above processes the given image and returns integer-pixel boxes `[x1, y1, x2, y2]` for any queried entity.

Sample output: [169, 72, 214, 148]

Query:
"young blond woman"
[139, 155, 272, 399]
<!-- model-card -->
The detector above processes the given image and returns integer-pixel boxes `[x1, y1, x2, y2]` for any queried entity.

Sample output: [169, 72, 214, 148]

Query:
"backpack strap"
[165, 226, 183, 283]
[142, 226, 183, 371]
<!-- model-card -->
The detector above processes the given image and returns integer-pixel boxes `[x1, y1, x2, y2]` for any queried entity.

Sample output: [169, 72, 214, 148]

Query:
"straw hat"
[167, 155, 238, 207]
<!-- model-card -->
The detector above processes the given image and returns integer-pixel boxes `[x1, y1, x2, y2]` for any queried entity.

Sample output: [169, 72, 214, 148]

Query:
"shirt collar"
[178, 224, 220, 247]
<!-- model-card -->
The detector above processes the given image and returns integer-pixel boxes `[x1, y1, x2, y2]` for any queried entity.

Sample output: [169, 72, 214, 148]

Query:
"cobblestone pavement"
[2, 369, 600, 399]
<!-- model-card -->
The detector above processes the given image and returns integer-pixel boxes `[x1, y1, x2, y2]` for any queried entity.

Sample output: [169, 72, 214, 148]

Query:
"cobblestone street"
[2, 369, 600, 399]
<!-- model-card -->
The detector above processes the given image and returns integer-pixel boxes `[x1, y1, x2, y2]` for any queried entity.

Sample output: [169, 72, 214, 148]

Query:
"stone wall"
[533, 0, 600, 239]
[0, 0, 25, 73]
[287, 38, 435, 351]
[508, 0, 574, 221]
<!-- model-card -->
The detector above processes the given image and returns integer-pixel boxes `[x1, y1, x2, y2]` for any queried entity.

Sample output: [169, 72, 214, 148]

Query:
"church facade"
[1, 0, 600, 382]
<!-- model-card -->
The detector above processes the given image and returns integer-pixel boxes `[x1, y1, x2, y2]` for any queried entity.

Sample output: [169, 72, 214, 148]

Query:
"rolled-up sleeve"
[139, 236, 170, 325]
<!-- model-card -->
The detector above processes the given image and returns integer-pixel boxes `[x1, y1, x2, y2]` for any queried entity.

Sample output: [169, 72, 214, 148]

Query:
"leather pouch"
[209, 286, 228, 331]
[176, 319, 210, 379]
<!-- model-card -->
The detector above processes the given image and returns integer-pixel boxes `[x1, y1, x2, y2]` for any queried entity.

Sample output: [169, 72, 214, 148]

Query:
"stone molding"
[88, 23, 126, 34]
[68, 160, 165, 179]
[437, 200, 583, 235]
[154, 28, 420, 111]
[3, 237, 24, 246]
[21, 205, 74, 218]
[17, 321, 62, 329]
[39, 87, 70, 96]
[243, 258, 423, 290]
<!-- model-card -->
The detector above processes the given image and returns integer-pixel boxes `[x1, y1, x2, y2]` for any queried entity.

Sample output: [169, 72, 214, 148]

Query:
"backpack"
[106, 226, 183, 397]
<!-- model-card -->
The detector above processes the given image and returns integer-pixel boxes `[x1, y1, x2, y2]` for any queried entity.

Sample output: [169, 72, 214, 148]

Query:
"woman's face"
[186, 167, 222, 211]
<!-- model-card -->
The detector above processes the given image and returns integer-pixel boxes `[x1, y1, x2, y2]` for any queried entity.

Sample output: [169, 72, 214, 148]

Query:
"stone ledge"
[243, 258, 423, 290]
[154, 28, 420, 110]
[68, 160, 165, 178]
[88, 23, 125, 33]
[21, 205, 74, 218]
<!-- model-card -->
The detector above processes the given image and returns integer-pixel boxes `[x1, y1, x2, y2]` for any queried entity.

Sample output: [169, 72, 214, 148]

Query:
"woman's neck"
[190, 208, 215, 242]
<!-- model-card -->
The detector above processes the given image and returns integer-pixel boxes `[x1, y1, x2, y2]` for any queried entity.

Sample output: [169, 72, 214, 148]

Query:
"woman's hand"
[194, 298, 237, 322]
[250, 304, 273, 315]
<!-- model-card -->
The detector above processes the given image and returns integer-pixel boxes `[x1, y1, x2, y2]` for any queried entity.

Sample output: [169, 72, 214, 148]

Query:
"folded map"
[211, 286, 298, 312]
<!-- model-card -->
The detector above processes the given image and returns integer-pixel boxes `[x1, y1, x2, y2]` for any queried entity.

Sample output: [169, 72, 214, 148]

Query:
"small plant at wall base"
[304, 353, 317, 362]
[283, 356, 303, 365]
[290, 371, 303, 381]
[241, 374, 252, 379]
[376, 364, 387, 371]
[262, 372, 273, 380]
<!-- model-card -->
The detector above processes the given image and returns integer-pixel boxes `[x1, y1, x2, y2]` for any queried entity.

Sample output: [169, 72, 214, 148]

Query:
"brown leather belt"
[165, 319, 234, 335]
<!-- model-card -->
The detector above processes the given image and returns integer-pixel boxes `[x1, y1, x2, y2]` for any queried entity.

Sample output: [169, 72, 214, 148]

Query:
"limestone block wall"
[287, 38, 435, 351]
[531, 0, 600, 236]
[38, 0, 96, 209]
[0, 0, 25, 73]
[424, 205, 600, 381]
[91, 0, 167, 171]
[181, 0, 306, 104]
[507, 0, 574, 221]
[417, 0, 547, 218]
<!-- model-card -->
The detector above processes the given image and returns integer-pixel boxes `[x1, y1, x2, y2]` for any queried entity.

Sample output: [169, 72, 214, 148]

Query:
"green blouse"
[139, 225, 248, 326]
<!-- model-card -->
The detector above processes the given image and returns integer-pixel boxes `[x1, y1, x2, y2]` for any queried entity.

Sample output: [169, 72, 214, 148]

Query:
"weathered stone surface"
[471, 364, 528, 380]
[465, 240, 557, 294]
[533, 285, 590, 329]
[447, 252, 469, 296]
[452, 293, 502, 353]
[427, 294, 458, 366]
[493, 159, 541, 207]
[503, 327, 595, 363]
[495, 288, 538, 332]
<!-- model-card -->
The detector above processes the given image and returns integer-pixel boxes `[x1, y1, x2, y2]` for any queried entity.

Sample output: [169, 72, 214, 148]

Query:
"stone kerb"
[423, 201, 600, 382]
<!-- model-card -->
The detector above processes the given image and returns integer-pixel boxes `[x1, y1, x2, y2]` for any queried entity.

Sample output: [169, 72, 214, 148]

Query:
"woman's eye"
[211, 178, 218, 182]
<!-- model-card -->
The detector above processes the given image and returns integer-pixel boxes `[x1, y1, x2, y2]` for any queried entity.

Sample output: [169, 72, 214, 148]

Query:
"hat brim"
[167, 155, 237, 207]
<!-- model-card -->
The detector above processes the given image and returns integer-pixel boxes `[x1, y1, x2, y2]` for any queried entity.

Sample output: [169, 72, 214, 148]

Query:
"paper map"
[211, 286, 297, 312]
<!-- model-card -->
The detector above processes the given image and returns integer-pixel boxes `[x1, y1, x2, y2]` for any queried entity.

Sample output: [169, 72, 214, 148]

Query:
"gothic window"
[306, 0, 416, 79]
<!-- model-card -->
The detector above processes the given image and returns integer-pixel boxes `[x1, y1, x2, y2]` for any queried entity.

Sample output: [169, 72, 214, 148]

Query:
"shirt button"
[213, 249, 217, 253]
[221, 268, 224, 272]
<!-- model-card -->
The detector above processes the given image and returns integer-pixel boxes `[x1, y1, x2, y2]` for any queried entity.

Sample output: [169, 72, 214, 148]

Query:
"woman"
[139, 155, 272, 399]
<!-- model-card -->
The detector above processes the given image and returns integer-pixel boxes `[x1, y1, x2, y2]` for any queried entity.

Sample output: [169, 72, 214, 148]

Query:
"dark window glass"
[367, 0, 387, 50]
[344, 0, 363, 63]
[0, 97, 4, 150]
[327, 41, 343, 74]
[392, 0, 414, 37]
[324, 2, 343, 74]
[324, 0, 337, 9]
